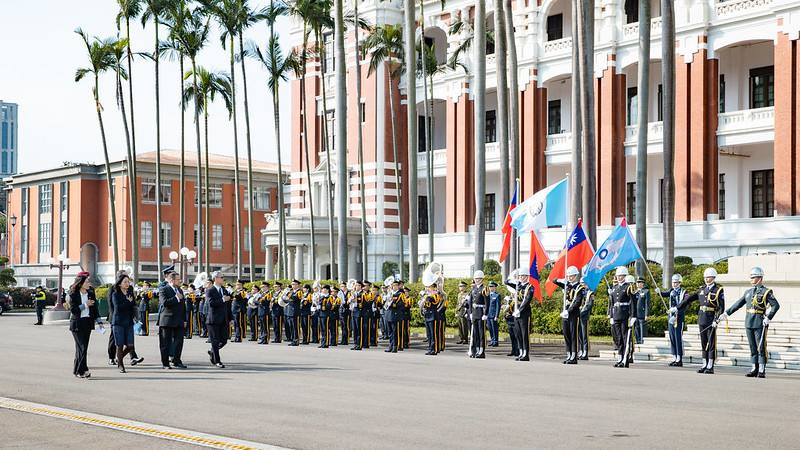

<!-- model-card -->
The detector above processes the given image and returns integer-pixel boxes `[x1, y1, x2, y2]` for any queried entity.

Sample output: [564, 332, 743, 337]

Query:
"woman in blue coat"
[111, 273, 142, 373]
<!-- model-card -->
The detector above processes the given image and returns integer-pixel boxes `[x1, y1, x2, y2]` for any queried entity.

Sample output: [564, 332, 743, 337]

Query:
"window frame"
[546, 13, 563, 41]
[749, 66, 774, 109]
[751, 169, 774, 218]
[141, 221, 153, 248]
[484, 193, 496, 231]
[547, 99, 562, 135]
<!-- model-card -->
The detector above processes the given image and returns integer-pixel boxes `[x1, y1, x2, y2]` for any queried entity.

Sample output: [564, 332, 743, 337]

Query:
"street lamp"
[49, 253, 71, 311]
[170, 247, 196, 284]
[9, 214, 16, 269]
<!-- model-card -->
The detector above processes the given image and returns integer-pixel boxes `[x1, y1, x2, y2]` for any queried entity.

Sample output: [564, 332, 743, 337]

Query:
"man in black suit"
[158, 267, 187, 369]
[206, 271, 230, 368]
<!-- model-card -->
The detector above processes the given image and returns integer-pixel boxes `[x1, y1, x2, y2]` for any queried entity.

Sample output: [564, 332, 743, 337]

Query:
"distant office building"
[0, 101, 18, 177]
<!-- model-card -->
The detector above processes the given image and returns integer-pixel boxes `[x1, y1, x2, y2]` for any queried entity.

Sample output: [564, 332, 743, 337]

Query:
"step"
[685, 324, 800, 336]
[639, 340, 800, 353]
[598, 350, 800, 370]
[658, 332, 798, 345]
[633, 346, 800, 362]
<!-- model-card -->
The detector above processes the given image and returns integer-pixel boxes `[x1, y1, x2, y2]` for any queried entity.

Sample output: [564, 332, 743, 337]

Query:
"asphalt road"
[1, 312, 798, 449]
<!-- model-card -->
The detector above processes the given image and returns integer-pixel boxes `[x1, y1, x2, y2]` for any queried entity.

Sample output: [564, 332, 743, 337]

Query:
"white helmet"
[566, 266, 579, 277]
[473, 270, 485, 279]
[625, 275, 636, 284]
[671, 274, 683, 283]
[749, 266, 764, 279]
[703, 267, 718, 278]
[516, 267, 529, 276]
[615, 266, 629, 277]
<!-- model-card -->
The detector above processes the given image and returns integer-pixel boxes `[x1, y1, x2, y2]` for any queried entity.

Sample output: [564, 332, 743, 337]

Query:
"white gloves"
[668, 315, 676, 326]
[310, 306, 317, 313]
[513, 310, 521, 318]
[711, 321, 718, 328]
[607, 289, 613, 296]
[610, 318, 615, 325]
[763, 317, 770, 326]
[655, 288, 661, 295]
[628, 317, 636, 327]
[669, 307, 678, 315]
[718, 312, 728, 322]
[560, 310, 569, 319]
[481, 315, 487, 321]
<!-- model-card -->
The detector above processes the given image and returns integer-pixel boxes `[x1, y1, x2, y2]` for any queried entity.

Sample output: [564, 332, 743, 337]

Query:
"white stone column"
[287, 247, 296, 280]
[347, 245, 358, 280]
[307, 244, 315, 280]
[265, 246, 275, 280]
[295, 245, 305, 280]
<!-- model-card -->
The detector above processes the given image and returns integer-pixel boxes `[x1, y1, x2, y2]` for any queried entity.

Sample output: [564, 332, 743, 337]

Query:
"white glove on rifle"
[655, 287, 661, 295]
[610, 318, 615, 325]
[559, 310, 569, 319]
[669, 307, 678, 315]
[607, 289, 613, 296]
[711, 321, 718, 328]
[718, 312, 728, 322]
[628, 317, 636, 327]
[763, 317, 770, 326]
[481, 315, 487, 321]
[513, 310, 520, 318]
[668, 315, 676, 326]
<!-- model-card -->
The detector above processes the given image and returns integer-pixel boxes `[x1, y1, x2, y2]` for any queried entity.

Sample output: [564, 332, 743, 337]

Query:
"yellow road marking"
[0, 396, 286, 450]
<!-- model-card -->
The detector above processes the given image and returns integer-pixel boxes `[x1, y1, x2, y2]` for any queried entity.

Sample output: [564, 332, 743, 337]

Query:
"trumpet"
[247, 292, 262, 309]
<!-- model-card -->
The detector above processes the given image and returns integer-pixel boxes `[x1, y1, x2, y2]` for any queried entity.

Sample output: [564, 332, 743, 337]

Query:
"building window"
[60, 220, 68, 253]
[418, 116, 431, 152]
[110, 178, 116, 203]
[142, 178, 172, 204]
[243, 226, 251, 250]
[2, 152, 7, 174]
[323, 32, 334, 74]
[59, 181, 68, 252]
[20, 225, 28, 264]
[625, 0, 638, 24]
[719, 74, 726, 113]
[245, 186, 271, 211]
[194, 184, 223, 208]
[108, 221, 113, 246]
[21, 187, 28, 217]
[657, 84, 663, 121]
[194, 224, 206, 247]
[38, 223, 51, 254]
[325, 110, 335, 152]
[160, 222, 172, 248]
[546, 14, 563, 41]
[718, 173, 726, 220]
[486, 34, 495, 55]
[360, 101, 366, 124]
[484, 193, 496, 231]
[548, 100, 561, 135]
[626, 182, 636, 224]
[749, 66, 774, 109]
[418, 196, 428, 234]
[59, 182, 68, 211]
[485, 110, 497, 143]
[212, 224, 223, 249]
[627, 87, 638, 126]
[39, 184, 52, 214]
[751, 169, 774, 218]
[141, 221, 153, 248]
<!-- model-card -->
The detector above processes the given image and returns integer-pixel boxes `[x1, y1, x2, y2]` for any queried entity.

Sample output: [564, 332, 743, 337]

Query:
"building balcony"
[714, 0, 774, 21]
[717, 106, 774, 146]
[545, 132, 572, 165]
[621, 17, 662, 43]
[624, 121, 664, 155]
[542, 37, 573, 60]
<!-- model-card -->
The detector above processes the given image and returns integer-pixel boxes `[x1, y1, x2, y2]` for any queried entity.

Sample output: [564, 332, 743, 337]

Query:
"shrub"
[674, 256, 693, 265]
[483, 259, 501, 276]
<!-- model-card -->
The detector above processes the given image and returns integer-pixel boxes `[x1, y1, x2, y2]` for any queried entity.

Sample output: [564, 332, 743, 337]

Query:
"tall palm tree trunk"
[494, 0, 510, 275]
[661, 0, 675, 287]
[299, 25, 317, 280]
[192, 60, 204, 273]
[179, 55, 186, 252]
[404, 0, 418, 282]
[272, 90, 287, 281]
[229, 38, 243, 280]
[94, 77, 120, 274]
[388, 71, 404, 279]
[334, 0, 349, 281]
[125, 16, 140, 281]
[419, 0, 434, 264]
[578, 0, 597, 244]
[353, 0, 368, 279]
[635, 0, 651, 276]
[204, 103, 211, 274]
[318, 31, 336, 280]
[117, 59, 136, 279]
[473, 0, 487, 271]
[570, 3, 583, 226]
[154, 15, 164, 277]
[238, 34, 256, 282]
[504, 0, 519, 269]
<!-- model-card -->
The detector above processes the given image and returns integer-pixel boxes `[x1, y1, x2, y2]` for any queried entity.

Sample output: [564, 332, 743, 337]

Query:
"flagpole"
[563, 175, 569, 314]
[515, 178, 521, 272]
[625, 222, 669, 312]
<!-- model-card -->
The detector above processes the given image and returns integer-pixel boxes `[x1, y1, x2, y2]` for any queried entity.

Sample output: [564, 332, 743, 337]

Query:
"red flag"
[528, 230, 548, 303]
[498, 186, 519, 263]
[545, 220, 595, 296]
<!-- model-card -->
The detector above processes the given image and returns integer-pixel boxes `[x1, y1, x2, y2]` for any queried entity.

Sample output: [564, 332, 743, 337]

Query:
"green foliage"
[482, 259, 501, 276]
[674, 256, 693, 265]
[7, 287, 54, 308]
[382, 261, 399, 280]
[0, 268, 16, 287]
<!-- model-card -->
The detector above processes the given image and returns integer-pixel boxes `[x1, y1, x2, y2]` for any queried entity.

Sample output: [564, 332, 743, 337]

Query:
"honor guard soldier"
[231, 281, 248, 342]
[137, 282, 152, 336]
[502, 295, 518, 357]
[487, 282, 501, 347]
[467, 271, 488, 359]
[577, 273, 594, 360]
[33, 286, 47, 325]
[509, 268, 535, 361]
[246, 285, 260, 341]
[257, 282, 270, 344]
[338, 282, 351, 345]
[634, 277, 650, 344]
[608, 267, 638, 368]
[285, 280, 302, 346]
[330, 286, 341, 345]
[422, 283, 441, 355]
[300, 284, 312, 345]
[672, 267, 725, 374]
[456, 282, 470, 344]
[719, 267, 780, 378]
[384, 278, 404, 353]
[555, 266, 585, 364]
[271, 282, 285, 343]
[361, 282, 372, 349]
[656, 274, 688, 366]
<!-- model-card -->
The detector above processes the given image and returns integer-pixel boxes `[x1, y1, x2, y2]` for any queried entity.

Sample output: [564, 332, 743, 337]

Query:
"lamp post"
[9, 215, 16, 269]
[49, 254, 71, 311]
[170, 247, 196, 284]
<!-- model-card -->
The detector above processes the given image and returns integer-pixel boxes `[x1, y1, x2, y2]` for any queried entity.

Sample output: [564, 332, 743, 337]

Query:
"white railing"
[542, 37, 572, 58]
[546, 132, 572, 152]
[624, 121, 664, 144]
[717, 107, 774, 134]
[485, 53, 497, 67]
[416, 148, 447, 168]
[715, 0, 773, 19]
[621, 16, 663, 41]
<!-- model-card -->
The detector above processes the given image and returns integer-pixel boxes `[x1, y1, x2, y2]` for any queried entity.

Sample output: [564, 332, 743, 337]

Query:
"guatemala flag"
[581, 219, 644, 291]
[510, 178, 568, 233]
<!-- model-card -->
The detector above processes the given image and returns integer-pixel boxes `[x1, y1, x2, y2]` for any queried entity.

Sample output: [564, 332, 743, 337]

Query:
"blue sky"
[0, 1, 293, 173]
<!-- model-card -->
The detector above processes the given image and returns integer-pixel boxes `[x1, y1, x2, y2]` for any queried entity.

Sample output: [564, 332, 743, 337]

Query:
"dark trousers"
[71, 320, 92, 375]
[402, 318, 410, 348]
[36, 303, 45, 324]
[233, 311, 246, 340]
[287, 316, 299, 344]
[487, 318, 499, 345]
[284, 315, 291, 341]
[436, 318, 445, 352]
[139, 309, 149, 336]
[272, 315, 283, 342]
[387, 320, 398, 351]
[458, 316, 469, 343]
[353, 316, 364, 349]
[184, 312, 194, 339]
[425, 320, 436, 353]
[578, 314, 590, 356]
[311, 314, 319, 342]
[199, 314, 207, 337]
[340, 315, 350, 345]
[506, 318, 518, 355]
[319, 316, 330, 346]
[208, 323, 228, 364]
[248, 313, 258, 340]
[562, 314, 579, 356]
[159, 326, 184, 366]
[370, 317, 379, 346]
[668, 317, 684, 357]
[612, 318, 633, 362]
[300, 315, 310, 344]
[634, 317, 647, 344]
[380, 315, 388, 339]
[514, 315, 531, 358]
[362, 316, 371, 349]
[699, 322, 717, 361]
[330, 317, 338, 346]
[746, 326, 768, 365]
[258, 315, 268, 342]
[469, 319, 486, 357]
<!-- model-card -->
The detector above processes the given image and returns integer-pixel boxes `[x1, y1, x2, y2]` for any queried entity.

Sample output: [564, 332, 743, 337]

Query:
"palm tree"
[183, 67, 233, 274]
[404, 0, 418, 281]
[570, 1, 583, 227]
[418, 40, 444, 263]
[577, 0, 597, 244]
[504, 0, 520, 269]
[635, 0, 651, 276]
[473, 0, 486, 272]
[115, 0, 142, 281]
[199, 0, 245, 280]
[334, 0, 348, 281]
[494, 0, 510, 276]
[353, 0, 368, 279]
[661, 0, 675, 287]
[75, 29, 120, 274]
[363, 24, 405, 280]
[248, 3, 294, 279]
[173, 7, 210, 272]
[142, 0, 168, 276]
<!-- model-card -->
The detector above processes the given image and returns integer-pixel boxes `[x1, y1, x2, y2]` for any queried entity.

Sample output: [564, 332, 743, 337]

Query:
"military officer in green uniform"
[718, 267, 780, 378]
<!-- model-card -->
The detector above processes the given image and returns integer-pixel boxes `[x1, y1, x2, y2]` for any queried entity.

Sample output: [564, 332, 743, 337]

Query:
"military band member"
[400, 280, 411, 349]
[379, 285, 390, 340]
[349, 281, 365, 350]
[672, 267, 725, 374]
[361, 282, 372, 349]
[467, 271, 488, 359]
[577, 273, 594, 360]
[330, 286, 341, 346]
[318, 285, 334, 348]
[435, 284, 447, 353]
[299, 284, 312, 345]
[608, 268, 638, 368]
[503, 295, 519, 357]
[555, 266, 585, 364]
[384, 279, 404, 353]
[271, 282, 285, 343]
[370, 284, 382, 346]
[634, 277, 650, 345]
[656, 274, 688, 366]
[456, 282, 470, 344]
[718, 267, 780, 378]
[487, 282, 501, 347]
[257, 282, 270, 344]
[509, 268, 534, 361]
[311, 282, 321, 343]
[246, 285, 260, 341]
[137, 282, 152, 336]
[285, 280, 302, 346]
[231, 281, 248, 342]
[422, 283, 441, 355]
[183, 283, 196, 339]
[338, 282, 351, 346]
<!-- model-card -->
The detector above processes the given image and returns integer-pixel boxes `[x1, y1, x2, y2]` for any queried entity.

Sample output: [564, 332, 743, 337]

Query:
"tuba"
[192, 272, 209, 290]
[422, 261, 444, 289]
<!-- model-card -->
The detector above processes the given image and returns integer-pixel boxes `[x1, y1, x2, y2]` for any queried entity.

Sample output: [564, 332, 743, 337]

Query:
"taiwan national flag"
[528, 231, 548, 303]
[581, 218, 644, 291]
[498, 186, 518, 264]
[545, 220, 595, 296]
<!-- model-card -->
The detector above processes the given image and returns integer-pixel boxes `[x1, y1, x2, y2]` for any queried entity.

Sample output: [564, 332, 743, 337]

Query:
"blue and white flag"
[581, 219, 644, 290]
[510, 178, 568, 233]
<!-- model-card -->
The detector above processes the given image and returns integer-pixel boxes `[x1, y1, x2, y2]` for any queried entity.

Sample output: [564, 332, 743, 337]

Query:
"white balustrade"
[715, 0, 773, 18]
[542, 37, 572, 58]
[717, 107, 774, 134]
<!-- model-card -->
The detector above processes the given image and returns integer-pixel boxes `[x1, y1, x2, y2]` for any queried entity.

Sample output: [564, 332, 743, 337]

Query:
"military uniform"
[676, 283, 725, 373]
[467, 284, 488, 358]
[374, 290, 385, 343]
[300, 290, 312, 344]
[184, 291, 197, 339]
[423, 292, 441, 355]
[137, 289, 151, 336]
[487, 290, 501, 347]
[456, 291, 470, 344]
[513, 282, 534, 361]
[247, 290, 260, 341]
[339, 289, 351, 345]
[231, 288, 248, 342]
[401, 288, 412, 349]
[311, 291, 320, 343]
[270, 288, 284, 343]
[285, 288, 301, 346]
[503, 297, 518, 357]
[384, 288, 405, 353]
[318, 292, 335, 348]
[608, 281, 638, 367]
[578, 286, 594, 359]
[257, 289, 270, 344]
[659, 286, 687, 365]
[361, 289, 372, 349]
[725, 284, 780, 377]
[556, 280, 586, 364]
[350, 290, 366, 350]
[634, 285, 650, 344]
[435, 292, 447, 353]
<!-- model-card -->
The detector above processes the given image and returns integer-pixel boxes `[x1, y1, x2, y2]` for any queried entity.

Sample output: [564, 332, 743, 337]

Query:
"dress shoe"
[131, 357, 144, 366]
[746, 370, 758, 377]
[80, 372, 91, 378]
[173, 362, 187, 369]
[614, 362, 622, 367]
[476, 354, 485, 359]
[566, 359, 577, 365]
[579, 356, 589, 361]
[208, 351, 215, 364]
[517, 356, 529, 361]
[697, 367, 707, 374]
[163, 365, 172, 370]
[668, 361, 676, 367]
[119, 367, 127, 373]
[216, 363, 225, 368]
[384, 349, 393, 353]
[674, 361, 683, 367]
[757, 372, 766, 378]
[704, 368, 714, 375]
[425, 351, 433, 355]
[108, 359, 117, 366]
[506, 352, 516, 357]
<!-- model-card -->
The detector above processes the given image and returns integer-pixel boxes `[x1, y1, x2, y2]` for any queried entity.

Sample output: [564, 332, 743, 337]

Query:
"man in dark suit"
[158, 266, 187, 369]
[206, 271, 230, 368]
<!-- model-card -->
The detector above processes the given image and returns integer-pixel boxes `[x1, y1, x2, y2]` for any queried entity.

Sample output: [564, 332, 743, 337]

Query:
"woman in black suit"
[111, 273, 141, 373]
[68, 272, 103, 378]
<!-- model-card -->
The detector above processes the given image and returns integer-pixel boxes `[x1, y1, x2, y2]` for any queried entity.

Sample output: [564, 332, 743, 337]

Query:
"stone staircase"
[599, 318, 800, 371]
